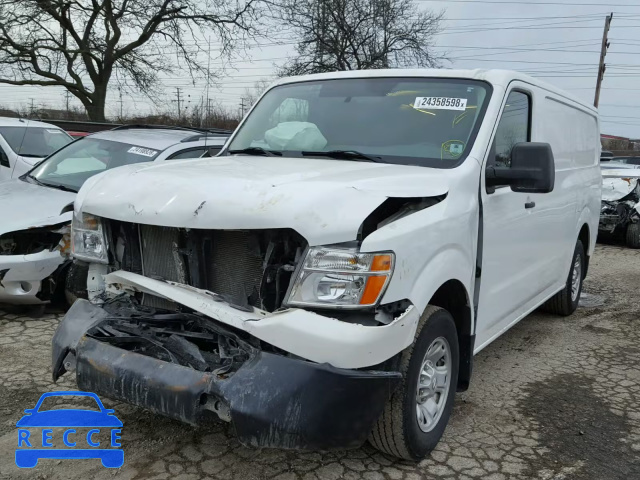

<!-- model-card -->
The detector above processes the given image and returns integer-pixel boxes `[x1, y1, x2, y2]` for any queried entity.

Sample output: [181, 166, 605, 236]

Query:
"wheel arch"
[578, 222, 590, 279]
[428, 279, 474, 392]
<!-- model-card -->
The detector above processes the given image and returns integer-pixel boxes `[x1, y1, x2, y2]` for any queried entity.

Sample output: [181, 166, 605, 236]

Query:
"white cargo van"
[52, 69, 601, 460]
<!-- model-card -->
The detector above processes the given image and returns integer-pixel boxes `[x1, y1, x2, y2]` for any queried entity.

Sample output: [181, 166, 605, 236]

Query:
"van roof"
[0, 116, 65, 129]
[273, 68, 597, 114]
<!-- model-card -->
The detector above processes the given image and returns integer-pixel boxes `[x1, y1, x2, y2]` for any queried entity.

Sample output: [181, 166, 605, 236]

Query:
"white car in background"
[0, 125, 229, 306]
[600, 168, 640, 248]
[0, 117, 73, 181]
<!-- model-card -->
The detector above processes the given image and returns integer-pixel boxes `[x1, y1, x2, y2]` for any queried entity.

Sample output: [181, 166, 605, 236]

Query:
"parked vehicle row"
[0, 117, 73, 181]
[47, 69, 601, 460]
[0, 123, 230, 305]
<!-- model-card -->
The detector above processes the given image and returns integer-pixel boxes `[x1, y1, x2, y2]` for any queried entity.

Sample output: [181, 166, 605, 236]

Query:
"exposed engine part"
[0, 223, 70, 256]
[359, 196, 446, 240]
[86, 296, 255, 376]
[106, 220, 307, 313]
[87, 262, 108, 303]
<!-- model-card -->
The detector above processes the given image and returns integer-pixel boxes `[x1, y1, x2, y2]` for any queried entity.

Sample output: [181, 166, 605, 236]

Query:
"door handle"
[525, 201, 536, 209]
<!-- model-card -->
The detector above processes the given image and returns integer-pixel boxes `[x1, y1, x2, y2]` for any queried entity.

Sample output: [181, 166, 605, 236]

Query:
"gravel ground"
[0, 243, 638, 480]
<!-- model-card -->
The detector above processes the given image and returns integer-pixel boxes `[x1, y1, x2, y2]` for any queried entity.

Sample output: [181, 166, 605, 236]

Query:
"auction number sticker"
[414, 97, 467, 111]
[128, 146, 158, 157]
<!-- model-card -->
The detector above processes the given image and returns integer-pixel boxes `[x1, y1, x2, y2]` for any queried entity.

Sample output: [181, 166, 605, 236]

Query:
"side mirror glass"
[486, 142, 555, 194]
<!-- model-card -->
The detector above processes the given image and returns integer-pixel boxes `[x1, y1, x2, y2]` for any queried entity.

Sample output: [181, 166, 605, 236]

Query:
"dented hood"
[77, 156, 452, 245]
[0, 179, 75, 235]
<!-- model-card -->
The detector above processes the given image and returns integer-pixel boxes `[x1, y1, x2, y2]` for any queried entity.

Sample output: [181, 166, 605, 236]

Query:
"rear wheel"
[542, 240, 585, 316]
[369, 306, 459, 460]
[626, 223, 640, 249]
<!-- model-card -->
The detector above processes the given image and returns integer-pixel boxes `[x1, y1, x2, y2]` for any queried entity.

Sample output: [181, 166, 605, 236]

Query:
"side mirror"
[486, 142, 555, 194]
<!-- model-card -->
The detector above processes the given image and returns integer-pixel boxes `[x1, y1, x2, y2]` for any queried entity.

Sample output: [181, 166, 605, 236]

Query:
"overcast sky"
[1, 0, 640, 138]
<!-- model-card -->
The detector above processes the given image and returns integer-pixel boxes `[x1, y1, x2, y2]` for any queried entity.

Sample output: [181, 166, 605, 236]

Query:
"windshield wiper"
[228, 147, 282, 157]
[19, 154, 43, 158]
[301, 150, 383, 163]
[26, 175, 77, 192]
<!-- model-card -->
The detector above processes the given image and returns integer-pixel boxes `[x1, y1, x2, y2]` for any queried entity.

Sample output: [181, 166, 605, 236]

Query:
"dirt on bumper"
[52, 299, 401, 450]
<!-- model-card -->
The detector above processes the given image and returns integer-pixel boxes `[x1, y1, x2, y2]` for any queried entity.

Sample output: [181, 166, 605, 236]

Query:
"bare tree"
[279, 0, 443, 76]
[242, 77, 272, 107]
[0, 0, 267, 121]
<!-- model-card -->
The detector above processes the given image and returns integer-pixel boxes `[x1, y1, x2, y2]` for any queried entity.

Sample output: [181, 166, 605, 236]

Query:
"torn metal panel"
[602, 177, 639, 202]
[103, 270, 421, 369]
[0, 179, 75, 235]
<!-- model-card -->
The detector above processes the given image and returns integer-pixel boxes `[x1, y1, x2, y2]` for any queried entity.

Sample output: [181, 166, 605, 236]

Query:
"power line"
[416, 0, 640, 7]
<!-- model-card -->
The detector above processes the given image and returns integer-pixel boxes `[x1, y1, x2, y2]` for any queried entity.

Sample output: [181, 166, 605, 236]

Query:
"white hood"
[0, 179, 75, 234]
[77, 156, 452, 245]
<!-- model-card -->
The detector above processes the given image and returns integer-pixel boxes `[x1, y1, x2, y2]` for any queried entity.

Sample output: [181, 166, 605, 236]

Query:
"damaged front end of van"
[51, 154, 461, 450]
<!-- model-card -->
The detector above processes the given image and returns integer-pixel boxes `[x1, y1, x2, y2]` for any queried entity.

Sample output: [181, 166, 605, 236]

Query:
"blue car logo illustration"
[16, 391, 123, 468]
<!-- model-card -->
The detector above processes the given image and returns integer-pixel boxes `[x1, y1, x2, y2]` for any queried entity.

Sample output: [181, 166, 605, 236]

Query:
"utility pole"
[173, 87, 183, 120]
[29, 98, 36, 117]
[207, 98, 213, 127]
[240, 98, 246, 117]
[594, 13, 613, 108]
[205, 36, 211, 126]
[64, 91, 71, 114]
[118, 88, 124, 119]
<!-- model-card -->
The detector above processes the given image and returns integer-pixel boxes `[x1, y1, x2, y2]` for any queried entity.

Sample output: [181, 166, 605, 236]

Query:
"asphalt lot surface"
[0, 243, 638, 480]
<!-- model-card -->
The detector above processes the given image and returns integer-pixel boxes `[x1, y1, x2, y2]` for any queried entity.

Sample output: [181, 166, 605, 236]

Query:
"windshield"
[28, 137, 161, 192]
[228, 77, 491, 167]
[0, 126, 72, 157]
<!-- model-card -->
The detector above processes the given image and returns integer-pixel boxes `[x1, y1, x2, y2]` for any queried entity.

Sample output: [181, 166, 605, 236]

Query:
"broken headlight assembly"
[285, 245, 394, 308]
[71, 212, 108, 263]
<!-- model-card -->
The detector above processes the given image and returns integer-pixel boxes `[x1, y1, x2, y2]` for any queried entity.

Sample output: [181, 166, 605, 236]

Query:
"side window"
[0, 146, 9, 167]
[167, 148, 207, 160]
[493, 91, 531, 167]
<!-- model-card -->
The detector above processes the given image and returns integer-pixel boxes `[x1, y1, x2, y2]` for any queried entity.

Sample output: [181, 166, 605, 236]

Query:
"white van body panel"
[76, 156, 452, 246]
[73, 69, 601, 369]
[475, 80, 600, 351]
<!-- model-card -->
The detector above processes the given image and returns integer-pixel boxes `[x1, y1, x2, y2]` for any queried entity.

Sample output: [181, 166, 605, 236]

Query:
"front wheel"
[626, 223, 640, 249]
[369, 306, 459, 461]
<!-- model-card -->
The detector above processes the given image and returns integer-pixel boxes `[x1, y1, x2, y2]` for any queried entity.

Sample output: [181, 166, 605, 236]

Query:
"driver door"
[476, 87, 550, 348]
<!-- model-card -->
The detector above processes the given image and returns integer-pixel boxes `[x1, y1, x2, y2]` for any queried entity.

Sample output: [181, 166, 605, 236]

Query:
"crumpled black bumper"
[52, 300, 401, 450]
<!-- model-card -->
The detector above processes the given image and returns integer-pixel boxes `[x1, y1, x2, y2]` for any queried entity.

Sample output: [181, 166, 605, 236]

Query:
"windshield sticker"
[414, 97, 467, 111]
[128, 146, 158, 157]
[442, 140, 465, 159]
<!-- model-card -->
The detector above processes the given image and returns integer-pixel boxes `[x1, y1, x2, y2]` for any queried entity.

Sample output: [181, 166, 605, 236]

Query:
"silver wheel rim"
[571, 255, 582, 302]
[416, 337, 451, 433]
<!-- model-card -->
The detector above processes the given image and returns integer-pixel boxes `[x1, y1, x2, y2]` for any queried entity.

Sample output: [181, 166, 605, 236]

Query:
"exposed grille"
[111, 221, 306, 312]
[208, 231, 264, 307]
[139, 225, 185, 309]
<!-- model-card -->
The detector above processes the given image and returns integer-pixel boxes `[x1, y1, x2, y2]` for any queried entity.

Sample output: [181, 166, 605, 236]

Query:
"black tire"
[542, 240, 585, 316]
[626, 223, 640, 249]
[369, 306, 459, 461]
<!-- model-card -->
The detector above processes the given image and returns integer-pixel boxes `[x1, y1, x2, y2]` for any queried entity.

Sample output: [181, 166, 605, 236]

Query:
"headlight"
[71, 213, 108, 263]
[285, 246, 394, 308]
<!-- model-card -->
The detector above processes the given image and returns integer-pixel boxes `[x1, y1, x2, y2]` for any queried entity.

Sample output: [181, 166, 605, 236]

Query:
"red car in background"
[66, 131, 90, 139]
